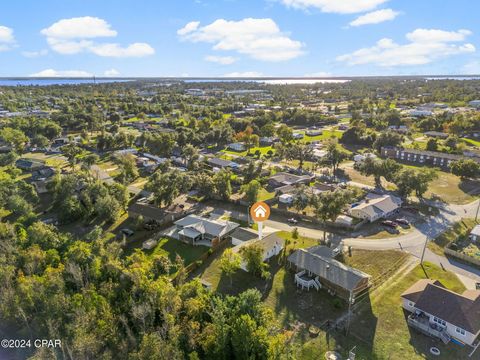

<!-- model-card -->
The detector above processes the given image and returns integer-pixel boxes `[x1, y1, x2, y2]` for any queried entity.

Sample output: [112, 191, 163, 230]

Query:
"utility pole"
[421, 236, 429, 264]
[475, 199, 480, 222]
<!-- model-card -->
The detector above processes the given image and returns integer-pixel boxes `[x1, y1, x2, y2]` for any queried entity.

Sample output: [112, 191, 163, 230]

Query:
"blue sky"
[0, 0, 479, 77]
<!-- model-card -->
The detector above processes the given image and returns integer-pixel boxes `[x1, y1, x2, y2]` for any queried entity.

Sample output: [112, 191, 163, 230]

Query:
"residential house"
[259, 137, 278, 146]
[227, 143, 246, 152]
[287, 246, 370, 301]
[128, 201, 188, 226]
[381, 146, 480, 169]
[353, 153, 377, 163]
[470, 225, 480, 242]
[424, 131, 449, 139]
[401, 279, 480, 346]
[234, 232, 284, 271]
[469, 100, 480, 109]
[349, 193, 402, 222]
[293, 133, 304, 140]
[207, 157, 240, 171]
[268, 172, 313, 189]
[306, 128, 323, 136]
[172, 215, 239, 246]
[15, 158, 45, 171]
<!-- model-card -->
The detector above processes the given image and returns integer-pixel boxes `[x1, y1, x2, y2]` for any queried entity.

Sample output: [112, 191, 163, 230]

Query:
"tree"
[276, 124, 293, 144]
[213, 169, 232, 200]
[321, 140, 348, 176]
[0, 127, 28, 152]
[241, 180, 261, 204]
[146, 169, 192, 207]
[286, 143, 313, 169]
[62, 143, 82, 168]
[81, 153, 100, 171]
[292, 185, 309, 213]
[311, 189, 350, 242]
[426, 138, 438, 151]
[240, 243, 266, 277]
[182, 144, 199, 170]
[354, 158, 401, 188]
[450, 159, 480, 179]
[115, 153, 139, 184]
[219, 249, 241, 286]
[393, 168, 438, 199]
[372, 131, 403, 151]
[235, 126, 259, 154]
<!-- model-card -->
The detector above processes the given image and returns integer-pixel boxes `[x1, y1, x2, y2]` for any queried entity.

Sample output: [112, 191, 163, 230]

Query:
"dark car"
[382, 220, 398, 228]
[120, 228, 135, 237]
[395, 218, 410, 226]
[287, 218, 298, 225]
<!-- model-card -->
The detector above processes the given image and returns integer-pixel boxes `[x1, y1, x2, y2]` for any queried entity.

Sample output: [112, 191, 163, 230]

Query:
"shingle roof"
[231, 227, 258, 242]
[287, 248, 370, 292]
[401, 279, 443, 303]
[175, 215, 239, 238]
[405, 281, 480, 334]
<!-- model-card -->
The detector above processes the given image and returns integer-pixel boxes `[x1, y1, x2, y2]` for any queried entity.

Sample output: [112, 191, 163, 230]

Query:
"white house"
[470, 225, 480, 242]
[401, 279, 480, 346]
[349, 194, 402, 222]
[279, 193, 294, 205]
[228, 142, 246, 152]
[353, 153, 377, 163]
[233, 232, 284, 271]
[469, 100, 480, 108]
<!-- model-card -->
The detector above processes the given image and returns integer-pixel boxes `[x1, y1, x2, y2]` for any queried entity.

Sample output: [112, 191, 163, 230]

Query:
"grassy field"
[343, 249, 409, 279]
[222, 145, 274, 157]
[462, 138, 480, 147]
[428, 218, 477, 256]
[300, 129, 343, 143]
[145, 237, 209, 266]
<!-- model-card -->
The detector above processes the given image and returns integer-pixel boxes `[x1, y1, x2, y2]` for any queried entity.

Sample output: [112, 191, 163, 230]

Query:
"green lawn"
[343, 249, 408, 279]
[300, 129, 343, 143]
[257, 187, 276, 201]
[222, 145, 274, 157]
[141, 237, 207, 266]
[462, 138, 480, 147]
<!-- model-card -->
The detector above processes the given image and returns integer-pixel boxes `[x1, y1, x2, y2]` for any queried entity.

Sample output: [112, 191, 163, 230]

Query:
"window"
[433, 317, 446, 327]
[456, 327, 466, 336]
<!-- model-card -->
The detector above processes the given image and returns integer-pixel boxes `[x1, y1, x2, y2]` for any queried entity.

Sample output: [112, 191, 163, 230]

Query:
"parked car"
[382, 220, 398, 228]
[395, 218, 410, 226]
[120, 228, 135, 237]
[287, 218, 298, 225]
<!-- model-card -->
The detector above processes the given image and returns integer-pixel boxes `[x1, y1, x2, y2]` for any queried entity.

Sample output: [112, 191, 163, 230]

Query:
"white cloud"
[30, 69, 93, 77]
[280, 0, 388, 14]
[337, 28, 475, 66]
[205, 55, 236, 64]
[21, 49, 48, 58]
[177, 21, 200, 36]
[223, 71, 263, 77]
[178, 18, 304, 62]
[104, 68, 120, 76]
[0, 25, 15, 51]
[41, 16, 117, 39]
[41, 16, 154, 57]
[349, 9, 399, 27]
[90, 43, 155, 57]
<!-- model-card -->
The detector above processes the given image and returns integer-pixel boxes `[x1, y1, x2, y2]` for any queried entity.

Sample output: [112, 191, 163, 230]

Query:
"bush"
[333, 298, 343, 309]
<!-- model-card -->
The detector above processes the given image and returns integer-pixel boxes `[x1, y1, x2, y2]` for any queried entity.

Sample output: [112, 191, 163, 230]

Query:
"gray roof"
[409, 282, 480, 334]
[269, 172, 312, 186]
[129, 203, 167, 221]
[207, 157, 238, 168]
[175, 215, 239, 238]
[231, 227, 258, 242]
[288, 248, 370, 292]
